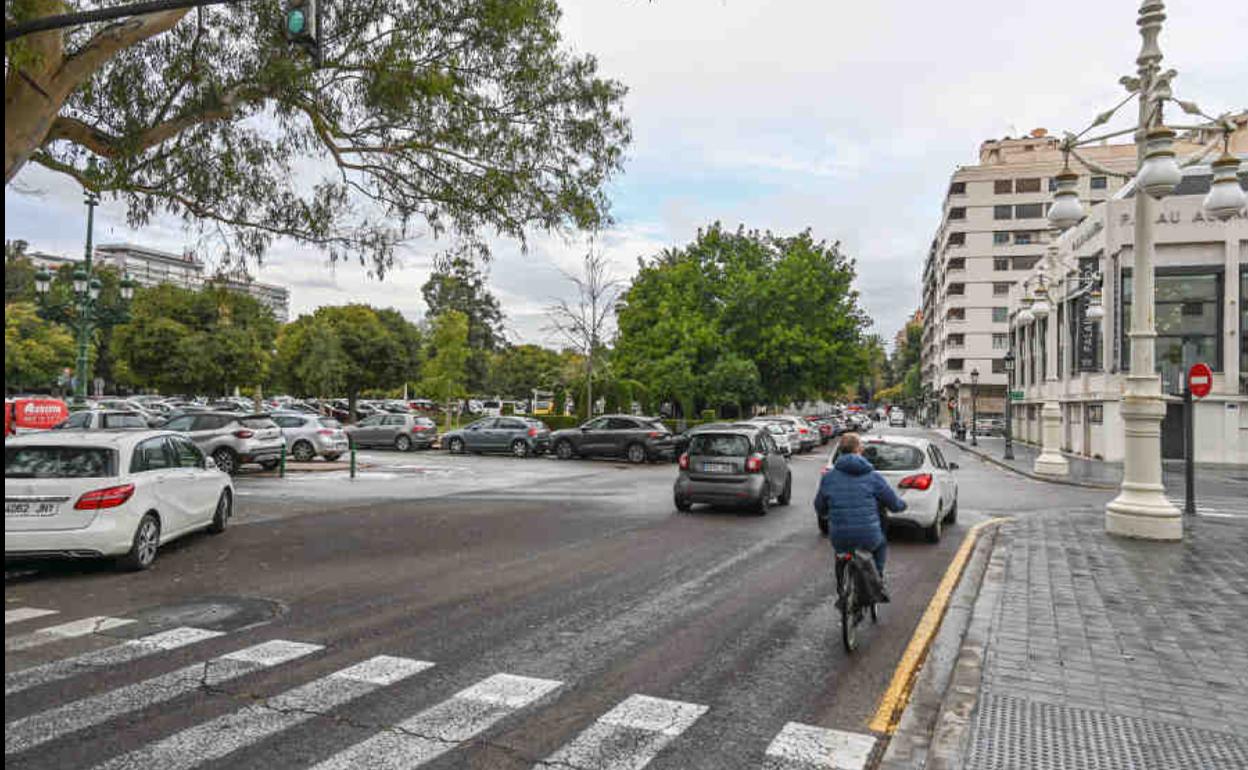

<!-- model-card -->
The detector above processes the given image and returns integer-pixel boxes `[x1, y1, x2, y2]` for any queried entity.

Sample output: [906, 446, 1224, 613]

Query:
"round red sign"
[1188, 362, 1213, 399]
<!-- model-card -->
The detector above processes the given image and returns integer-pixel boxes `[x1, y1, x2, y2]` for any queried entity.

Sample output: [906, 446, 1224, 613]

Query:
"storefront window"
[1121, 269, 1223, 393]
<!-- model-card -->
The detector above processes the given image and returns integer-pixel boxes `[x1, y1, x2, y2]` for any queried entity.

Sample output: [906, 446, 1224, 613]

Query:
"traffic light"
[283, 0, 320, 64]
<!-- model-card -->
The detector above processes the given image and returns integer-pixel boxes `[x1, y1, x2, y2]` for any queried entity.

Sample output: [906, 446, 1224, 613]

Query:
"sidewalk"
[881, 507, 1248, 770]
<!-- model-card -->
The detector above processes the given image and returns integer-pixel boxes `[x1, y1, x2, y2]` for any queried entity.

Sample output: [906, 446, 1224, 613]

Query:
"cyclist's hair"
[839, 432, 863, 454]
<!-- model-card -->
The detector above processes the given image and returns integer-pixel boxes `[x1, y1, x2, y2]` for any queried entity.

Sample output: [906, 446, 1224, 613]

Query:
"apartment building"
[922, 130, 1155, 426]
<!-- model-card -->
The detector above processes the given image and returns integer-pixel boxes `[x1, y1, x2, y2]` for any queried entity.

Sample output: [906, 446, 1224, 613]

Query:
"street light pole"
[1031, 248, 1070, 478]
[970, 368, 979, 447]
[74, 191, 100, 404]
[1003, 350, 1016, 460]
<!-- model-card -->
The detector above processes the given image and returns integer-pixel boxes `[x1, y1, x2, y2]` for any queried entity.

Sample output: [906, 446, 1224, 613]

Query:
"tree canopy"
[5, 301, 76, 393]
[6, 1, 630, 271]
[421, 251, 505, 391]
[419, 310, 470, 428]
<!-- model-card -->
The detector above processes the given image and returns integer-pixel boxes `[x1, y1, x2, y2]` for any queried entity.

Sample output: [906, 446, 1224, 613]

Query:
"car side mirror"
[948, 462, 959, 470]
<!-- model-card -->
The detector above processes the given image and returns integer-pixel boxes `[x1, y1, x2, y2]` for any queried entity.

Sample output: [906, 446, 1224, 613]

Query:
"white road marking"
[539, 694, 707, 769]
[312, 672, 563, 770]
[5, 626, 226, 695]
[762, 722, 876, 770]
[92, 655, 434, 770]
[5, 615, 135, 652]
[4, 607, 59, 625]
[4, 639, 322, 756]
[1167, 497, 1248, 518]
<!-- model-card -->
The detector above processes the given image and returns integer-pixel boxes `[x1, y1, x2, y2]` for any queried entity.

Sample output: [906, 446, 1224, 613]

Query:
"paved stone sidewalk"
[961, 509, 1248, 769]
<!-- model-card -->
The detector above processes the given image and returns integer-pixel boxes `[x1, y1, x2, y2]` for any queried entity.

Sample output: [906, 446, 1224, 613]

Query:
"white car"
[765, 422, 793, 457]
[822, 435, 959, 543]
[751, 415, 818, 453]
[5, 430, 234, 570]
[888, 409, 907, 427]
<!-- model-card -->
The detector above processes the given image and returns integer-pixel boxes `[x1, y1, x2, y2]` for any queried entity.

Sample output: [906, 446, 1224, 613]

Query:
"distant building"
[209, 272, 292, 324]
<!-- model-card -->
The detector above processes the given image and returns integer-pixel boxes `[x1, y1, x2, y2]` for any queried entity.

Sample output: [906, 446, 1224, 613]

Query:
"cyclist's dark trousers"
[832, 537, 887, 577]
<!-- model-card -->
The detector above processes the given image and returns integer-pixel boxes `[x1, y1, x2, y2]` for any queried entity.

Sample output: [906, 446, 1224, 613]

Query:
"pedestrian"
[813, 432, 907, 580]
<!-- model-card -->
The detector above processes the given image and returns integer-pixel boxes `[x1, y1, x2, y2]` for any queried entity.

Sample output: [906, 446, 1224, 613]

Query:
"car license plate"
[702, 462, 732, 473]
[5, 501, 60, 517]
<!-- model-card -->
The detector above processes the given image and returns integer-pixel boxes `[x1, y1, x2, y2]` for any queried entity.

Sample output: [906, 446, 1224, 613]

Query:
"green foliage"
[484, 343, 564, 397]
[5, 301, 75, 392]
[5, 242, 35, 303]
[419, 310, 471, 430]
[614, 224, 870, 411]
[421, 252, 504, 391]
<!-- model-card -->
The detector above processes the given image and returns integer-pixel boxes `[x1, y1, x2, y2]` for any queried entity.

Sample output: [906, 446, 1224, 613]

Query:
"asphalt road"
[4, 426, 1112, 769]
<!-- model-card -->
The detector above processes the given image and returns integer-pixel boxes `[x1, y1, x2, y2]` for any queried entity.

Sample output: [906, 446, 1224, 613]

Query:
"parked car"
[751, 415, 817, 453]
[820, 435, 959, 542]
[271, 413, 349, 462]
[53, 410, 151, 431]
[550, 415, 674, 463]
[5, 430, 233, 570]
[344, 413, 437, 451]
[674, 425, 791, 514]
[5, 397, 69, 437]
[765, 422, 794, 457]
[974, 416, 1005, 436]
[159, 411, 285, 474]
[668, 422, 737, 458]
[888, 409, 907, 428]
[443, 417, 552, 457]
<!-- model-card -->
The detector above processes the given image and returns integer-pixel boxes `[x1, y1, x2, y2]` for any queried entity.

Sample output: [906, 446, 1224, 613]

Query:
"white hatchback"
[5, 430, 234, 570]
[823, 435, 959, 542]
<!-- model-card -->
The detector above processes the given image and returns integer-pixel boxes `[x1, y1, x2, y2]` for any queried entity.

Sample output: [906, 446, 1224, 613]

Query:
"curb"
[876, 518, 1007, 770]
[943, 438, 1118, 491]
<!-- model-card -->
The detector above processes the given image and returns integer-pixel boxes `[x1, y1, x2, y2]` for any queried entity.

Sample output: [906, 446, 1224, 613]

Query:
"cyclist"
[814, 432, 907, 582]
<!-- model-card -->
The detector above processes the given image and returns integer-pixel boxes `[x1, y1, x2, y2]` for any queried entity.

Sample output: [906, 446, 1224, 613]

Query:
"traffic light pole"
[5, 0, 241, 42]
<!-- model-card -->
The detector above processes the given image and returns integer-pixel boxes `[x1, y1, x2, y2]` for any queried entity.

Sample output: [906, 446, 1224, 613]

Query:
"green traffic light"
[286, 8, 306, 36]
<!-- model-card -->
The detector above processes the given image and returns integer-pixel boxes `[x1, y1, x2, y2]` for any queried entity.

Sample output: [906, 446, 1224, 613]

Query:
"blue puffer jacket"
[814, 453, 907, 548]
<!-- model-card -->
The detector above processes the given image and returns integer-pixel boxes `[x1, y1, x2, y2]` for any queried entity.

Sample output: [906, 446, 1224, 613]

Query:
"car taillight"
[900, 473, 933, 491]
[647, 431, 665, 439]
[233, 429, 255, 439]
[527, 427, 538, 437]
[75, 484, 135, 510]
[317, 429, 334, 436]
[678, 453, 689, 470]
[745, 454, 764, 473]
[412, 425, 430, 432]
[799, 428, 808, 434]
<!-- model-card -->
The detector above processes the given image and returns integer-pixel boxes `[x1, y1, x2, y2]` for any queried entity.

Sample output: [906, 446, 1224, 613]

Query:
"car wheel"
[926, 505, 944, 543]
[755, 483, 771, 516]
[626, 442, 647, 464]
[118, 513, 161, 571]
[777, 473, 792, 506]
[207, 489, 232, 534]
[555, 440, 575, 460]
[511, 439, 530, 458]
[291, 440, 316, 463]
[945, 495, 959, 525]
[212, 448, 238, 475]
[675, 495, 693, 512]
[448, 437, 464, 454]
[394, 434, 412, 452]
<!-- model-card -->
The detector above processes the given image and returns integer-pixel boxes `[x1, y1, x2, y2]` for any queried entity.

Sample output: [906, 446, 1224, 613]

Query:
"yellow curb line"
[867, 517, 1009, 735]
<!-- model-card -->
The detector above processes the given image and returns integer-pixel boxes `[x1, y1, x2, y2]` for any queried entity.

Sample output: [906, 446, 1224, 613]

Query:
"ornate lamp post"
[1003, 350, 1016, 460]
[952, 376, 962, 437]
[1030, 248, 1070, 478]
[969, 367, 980, 447]
[1045, 1, 1243, 541]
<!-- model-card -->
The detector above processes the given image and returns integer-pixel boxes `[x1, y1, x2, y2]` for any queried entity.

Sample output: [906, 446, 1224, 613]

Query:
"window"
[993, 231, 1011, 245]
[583, 417, 610, 430]
[688, 434, 749, 457]
[1090, 176, 1108, 190]
[499, 418, 527, 430]
[384, 415, 406, 426]
[607, 417, 637, 430]
[357, 415, 385, 427]
[947, 358, 965, 371]
[994, 257, 1010, 271]
[858, 443, 924, 471]
[1121, 269, 1223, 392]
[1015, 177, 1041, 193]
[947, 307, 966, 321]
[162, 415, 197, 432]
[1089, 404, 1104, 424]
[948, 207, 967, 220]
[994, 179, 1013, 194]
[948, 283, 966, 296]
[993, 282, 1011, 296]
[928, 445, 948, 470]
[55, 411, 92, 430]
[993, 333, 1008, 349]
[948, 334, 965, 347]
[947, 257, 966, 270]
[947, 232, 966, 246]
[1013, 255, 1041, 271]
[1013, 231, 1034, 245]
[1049, 177, 1059, 192]
[131, 438, 174, 473]
[170, 437, 205, 469]
[101, 413, 147, 429]
[1014, 203, 1044, 219]
[993, 205, 1013, 220]
[949, 181, 967, 195]
[6, 446, 116, 479]
[992, 307, 1009, 323]
[273, 415, 303, 428]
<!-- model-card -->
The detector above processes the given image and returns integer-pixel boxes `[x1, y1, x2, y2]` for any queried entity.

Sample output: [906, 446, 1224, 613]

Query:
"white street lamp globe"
[88, 277, 102, 300]
[1048, 170, 1084, 230]
[72, 269, 88, 295]
[1017, 306, 1035, 325]
[1203, 153, 1246, 220]
[1086, 289, 1106, 320]
[1032, 296, 1051, 320]
[34, 268, 52, 295]
[1137, 127, 1182, 199]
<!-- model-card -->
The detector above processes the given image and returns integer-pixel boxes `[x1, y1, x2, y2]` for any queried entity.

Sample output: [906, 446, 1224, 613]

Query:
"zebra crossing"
[5, 606, 879, 770]
[1166, 495, 1248, 519]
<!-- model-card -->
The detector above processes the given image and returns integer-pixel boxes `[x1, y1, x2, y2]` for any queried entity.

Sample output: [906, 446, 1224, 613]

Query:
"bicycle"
[834, 550, 880, 653]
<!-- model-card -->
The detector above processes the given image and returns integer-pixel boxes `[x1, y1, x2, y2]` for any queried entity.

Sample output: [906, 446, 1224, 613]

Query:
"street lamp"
[34, 268, 52, 296]
[1042, 1, 1238, 540]
[952, 376, 962, 437]
[1003, 350, 1016, 460]
[1030, 248, 1070, 479]
[970, 367, 980, 447]
[119, 273, 136, 302]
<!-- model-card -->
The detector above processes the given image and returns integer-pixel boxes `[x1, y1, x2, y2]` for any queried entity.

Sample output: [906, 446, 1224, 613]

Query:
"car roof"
[690, 427, 760, 438]
[5, 429, 181, 449]
[862, 434, 930, 449]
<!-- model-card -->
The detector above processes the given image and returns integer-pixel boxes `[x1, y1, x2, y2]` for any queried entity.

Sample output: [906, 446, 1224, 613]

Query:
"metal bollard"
[349, 438, 357, 479]
[279, 443, 287, 478]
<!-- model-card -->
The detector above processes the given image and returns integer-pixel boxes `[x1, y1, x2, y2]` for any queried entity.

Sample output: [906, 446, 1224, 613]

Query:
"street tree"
[5, 1, 630, 271]
[545, 250, 622, 420]
[5, 301, 75, 393]
[275, 315, 349, 400]
[419, 310, 470, 430]
[421, 251, 503, 391]
[317, 305, 406, 419]
[5, 241, 35, 303]
[485, 344, 564, 400]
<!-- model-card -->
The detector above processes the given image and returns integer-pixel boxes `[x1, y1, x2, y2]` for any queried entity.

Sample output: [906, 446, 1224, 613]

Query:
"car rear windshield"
[689, 434, 750, 457]
[318, 418, 341, 429]
[238, 416, 278, 429]
[5, 446, 117, 478]
[861, 443, 924, 471]
[102, 413, 148, 429]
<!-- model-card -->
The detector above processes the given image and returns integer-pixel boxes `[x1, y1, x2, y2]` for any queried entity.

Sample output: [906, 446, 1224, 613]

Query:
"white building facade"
[1008, 169, 1248, 465]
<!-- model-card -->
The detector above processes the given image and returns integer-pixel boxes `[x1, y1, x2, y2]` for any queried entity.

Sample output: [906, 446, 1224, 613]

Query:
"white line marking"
[5, 608, 59, 625]
[539, 694, 708, 769]
[4, 639, 322, 756]
[762, 722, 876, 770]
[4, 615, 135, 652]
[312, 673, 562, 770]
[5, 626, 226, 695]
[91, 656, 433, 770]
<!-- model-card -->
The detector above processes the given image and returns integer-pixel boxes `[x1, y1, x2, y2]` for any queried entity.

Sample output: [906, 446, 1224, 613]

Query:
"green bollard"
[349, 438, 357, 479]
[279, 443, 287, 478]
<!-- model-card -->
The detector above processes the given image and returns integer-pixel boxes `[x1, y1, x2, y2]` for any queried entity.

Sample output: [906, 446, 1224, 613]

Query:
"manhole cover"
[123, 595, 286, 635]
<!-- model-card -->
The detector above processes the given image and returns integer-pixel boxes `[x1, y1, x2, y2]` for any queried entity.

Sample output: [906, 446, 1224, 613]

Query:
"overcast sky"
[6, 1, 1246, 349]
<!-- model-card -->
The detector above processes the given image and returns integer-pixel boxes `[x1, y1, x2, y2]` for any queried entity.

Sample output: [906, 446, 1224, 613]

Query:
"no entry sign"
[1188, 363, 1212, 399]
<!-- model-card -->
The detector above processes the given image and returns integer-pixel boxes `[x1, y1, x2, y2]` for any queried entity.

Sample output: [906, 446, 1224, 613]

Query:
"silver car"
[271, 413, 349, 462]
[344, 413, 437, 451]
[53, 410, 151, 431]
[160, 411, 285, 474]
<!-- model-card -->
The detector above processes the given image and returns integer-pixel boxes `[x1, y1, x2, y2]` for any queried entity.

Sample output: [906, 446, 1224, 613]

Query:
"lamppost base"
[1105, 379, 1181, 541]
[1033, 452, 1069, 477]
[1033, 399, 1068, 478]
[1106, 485, 1182, 541]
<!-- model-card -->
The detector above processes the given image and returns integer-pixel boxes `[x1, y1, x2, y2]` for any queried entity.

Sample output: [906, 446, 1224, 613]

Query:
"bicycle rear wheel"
[840, 571, 859, 652]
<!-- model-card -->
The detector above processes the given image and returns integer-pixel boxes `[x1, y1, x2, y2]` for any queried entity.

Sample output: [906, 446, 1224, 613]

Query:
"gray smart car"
[674, 425, 791, 515]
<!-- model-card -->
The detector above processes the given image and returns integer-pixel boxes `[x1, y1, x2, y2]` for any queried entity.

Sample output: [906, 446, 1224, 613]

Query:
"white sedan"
[822, 435, 959, 543]
[5, 430, 233, 570]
